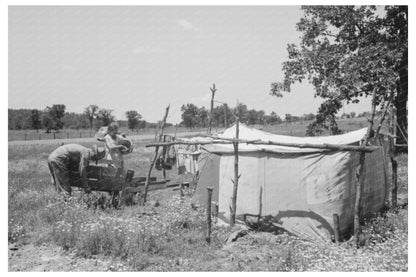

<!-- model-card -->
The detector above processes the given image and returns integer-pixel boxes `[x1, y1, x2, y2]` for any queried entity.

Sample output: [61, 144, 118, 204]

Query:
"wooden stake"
[230, 118, 240, 226]
[353, 88, 377, 248]
[333, 213, 341, 243]
[143, 105, 170, 204]
[208, 84, 216, 134]
[206, 187, 213, 243]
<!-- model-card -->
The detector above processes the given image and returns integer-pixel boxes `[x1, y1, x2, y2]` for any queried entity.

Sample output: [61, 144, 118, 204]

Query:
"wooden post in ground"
[143, 105, 170, 204]
[208, 84, 216, 134]
[230, 118, 240, 226]
[353, 88, 377, 248]
[333, 214, 341, 243]
[206, 187, 213, 243]
[389, 104, 398, 208]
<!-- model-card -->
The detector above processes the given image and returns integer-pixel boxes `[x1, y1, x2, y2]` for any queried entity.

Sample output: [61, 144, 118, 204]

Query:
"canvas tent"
[193, 124, 388, 242]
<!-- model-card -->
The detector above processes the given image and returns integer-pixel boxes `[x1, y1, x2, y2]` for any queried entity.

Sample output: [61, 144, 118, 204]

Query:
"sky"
[8, 5, 373, 124]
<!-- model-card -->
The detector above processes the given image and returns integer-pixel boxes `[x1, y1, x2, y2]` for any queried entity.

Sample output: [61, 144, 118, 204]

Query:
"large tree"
[44, 104, 66, 131]
[97, 109, 115, 126]
[84, 105, 99, 131]
[271, 6, 407, 141]
[125, 110, 142, 131]
[181, 104, 199, 129]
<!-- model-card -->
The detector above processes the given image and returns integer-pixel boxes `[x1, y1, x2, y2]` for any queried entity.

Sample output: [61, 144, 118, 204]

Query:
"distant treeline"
[8, 105, 166, 132]
[8, 103, 373, 132]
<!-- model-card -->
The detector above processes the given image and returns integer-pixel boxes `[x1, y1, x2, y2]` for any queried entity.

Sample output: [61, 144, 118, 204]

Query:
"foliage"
[125, 110, 142, 131]
[83, 105, 99, 131]
[181, 104, 200, 129]
[97, 109, 115, 126]
[8, 109, 33, 130]
[306, 99, 343, 136]
[62, 112, 90, 130]
[30, 109, 42, 130]
[271, 6, 407, 137]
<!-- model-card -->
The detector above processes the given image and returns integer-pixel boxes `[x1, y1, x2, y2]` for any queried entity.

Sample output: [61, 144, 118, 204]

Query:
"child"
[104, 123, 128, 168]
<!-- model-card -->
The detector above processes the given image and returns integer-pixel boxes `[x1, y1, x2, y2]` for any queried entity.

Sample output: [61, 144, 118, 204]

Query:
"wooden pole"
[208, 84, 216, 134]
[145, 138, 379, 152]
[353, 88, 377, 248]
[389, 103, 398, 208]
[206, 187, 213, 243]
[333, 213, 341, 243]
[143, 105, 170, 204]
[230, 118, 240, 226]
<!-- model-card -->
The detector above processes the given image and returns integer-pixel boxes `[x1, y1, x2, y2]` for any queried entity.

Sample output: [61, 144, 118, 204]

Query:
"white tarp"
[207, 123, 368, 153]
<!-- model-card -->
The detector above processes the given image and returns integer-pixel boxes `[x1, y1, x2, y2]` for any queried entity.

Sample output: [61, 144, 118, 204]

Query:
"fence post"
[206, 187, 213, 243]
[79, 132, 82, 138]
[39, 133, 41, 140]
[67, 133, 69, 139]
[24, 134, 27, 140]
[53, 133, 56, 139]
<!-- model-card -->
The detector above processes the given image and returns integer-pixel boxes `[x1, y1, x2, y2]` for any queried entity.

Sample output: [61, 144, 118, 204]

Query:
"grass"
[8, 120, 408, 271]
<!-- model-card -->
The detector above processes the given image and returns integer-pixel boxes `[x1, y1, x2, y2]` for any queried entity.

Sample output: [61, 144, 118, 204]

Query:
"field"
[8, 121, 408, 271]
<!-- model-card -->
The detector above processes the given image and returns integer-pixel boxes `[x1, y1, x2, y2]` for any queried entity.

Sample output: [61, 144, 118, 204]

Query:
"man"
[47, 144, 106, 194]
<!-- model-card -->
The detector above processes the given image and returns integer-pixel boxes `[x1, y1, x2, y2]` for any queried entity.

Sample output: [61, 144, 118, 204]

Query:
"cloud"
[177, 19, 199, 32]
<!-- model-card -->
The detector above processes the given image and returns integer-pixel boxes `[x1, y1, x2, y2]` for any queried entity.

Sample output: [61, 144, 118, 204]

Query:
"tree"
[197, 107, 209, 127]
[285, 113, 293, 123]
[125, 110, 142, 131]
[42, 113, 54, 133]
[97, 109, 115, 126]
[84, 105, 99, 131]
[271, 6, 407, 139]
[62, 112, 89, 130]
[45, 104, 66, 131]
[234, 103, 248, 123]
[181, 104, 199, 129]
[30, 109, 42, 131]
[265, 111, 282, 125]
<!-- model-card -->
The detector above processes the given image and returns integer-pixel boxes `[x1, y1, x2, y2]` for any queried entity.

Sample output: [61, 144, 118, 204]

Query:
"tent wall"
[192, 127, 388, 242]
[193, 153, 220, 206]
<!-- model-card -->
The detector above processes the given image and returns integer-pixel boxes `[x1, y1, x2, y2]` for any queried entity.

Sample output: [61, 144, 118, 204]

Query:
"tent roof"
[203, 123, 368, 154]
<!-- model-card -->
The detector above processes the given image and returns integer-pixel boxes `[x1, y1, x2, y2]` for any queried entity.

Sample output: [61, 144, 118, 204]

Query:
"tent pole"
[143, 105, 170, 204]
[230, 118, 240, 226]
[208, 84, 216, 134]
[353, 88, 377, 248]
